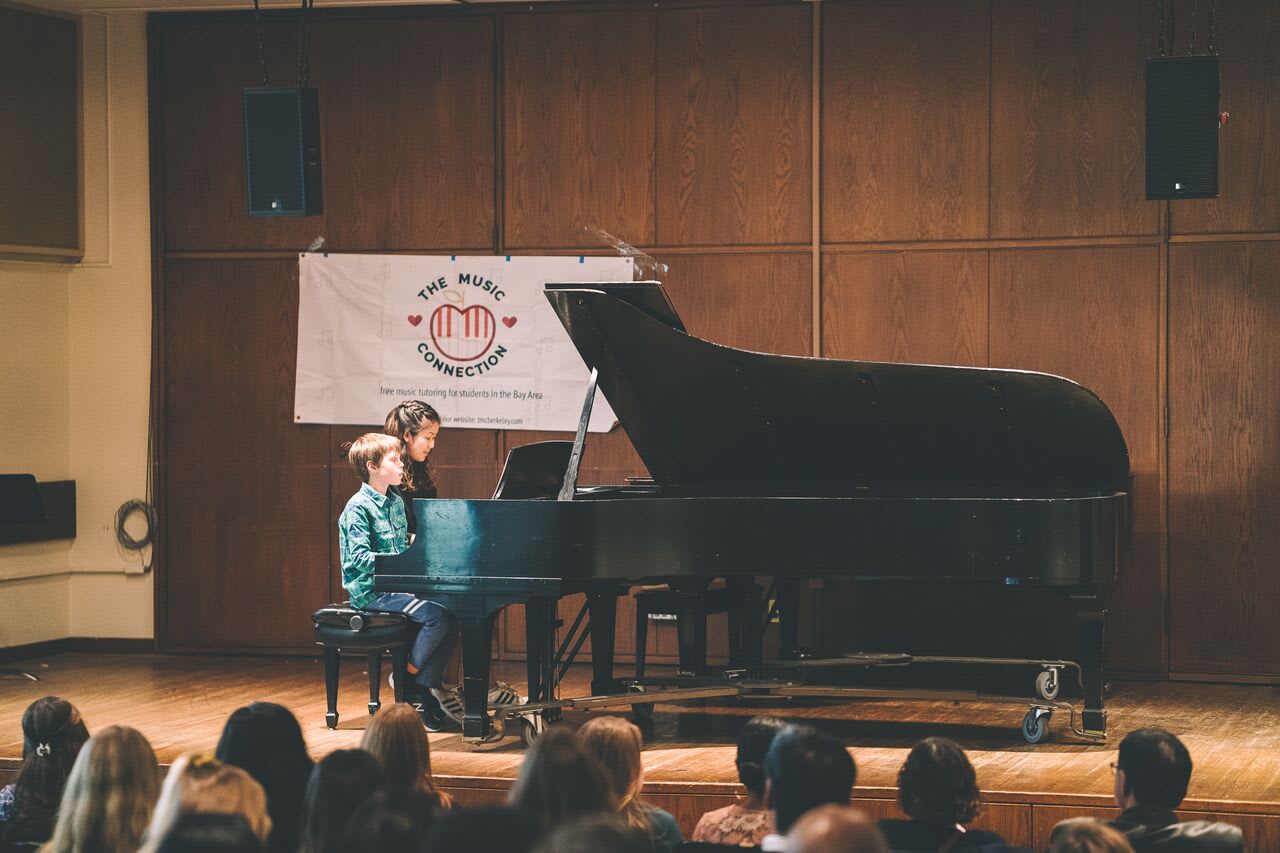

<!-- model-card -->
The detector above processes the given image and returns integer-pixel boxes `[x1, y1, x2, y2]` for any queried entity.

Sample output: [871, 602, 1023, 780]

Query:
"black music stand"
[0, 474, 48, 682]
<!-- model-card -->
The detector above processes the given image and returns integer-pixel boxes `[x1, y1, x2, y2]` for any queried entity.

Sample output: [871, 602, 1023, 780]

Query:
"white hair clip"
[35, 742, 52, 757]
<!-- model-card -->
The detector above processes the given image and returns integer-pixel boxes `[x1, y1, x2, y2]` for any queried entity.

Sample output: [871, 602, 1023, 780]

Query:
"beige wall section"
[0, 13, 154, 645]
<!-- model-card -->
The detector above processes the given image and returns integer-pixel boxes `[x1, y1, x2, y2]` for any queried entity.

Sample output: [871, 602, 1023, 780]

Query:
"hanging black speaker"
[1146, 55, 1219, 200]
[244, 87, 323, 216]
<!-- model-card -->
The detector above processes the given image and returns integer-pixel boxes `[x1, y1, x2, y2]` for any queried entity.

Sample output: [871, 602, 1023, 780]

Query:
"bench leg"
[367, 651, 382, 716]
[635, 598, 649, 680]
[323, 645, 340, 729]
[390, 644, 408, 704]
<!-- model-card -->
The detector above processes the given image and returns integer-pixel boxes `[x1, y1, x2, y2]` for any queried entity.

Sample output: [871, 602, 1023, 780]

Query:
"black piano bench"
[312, 605, 412, 730]
[635, 586, 738, 678]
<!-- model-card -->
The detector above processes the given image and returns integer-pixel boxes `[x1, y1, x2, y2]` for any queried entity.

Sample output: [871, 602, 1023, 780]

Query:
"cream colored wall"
[0, 12, 154, 645]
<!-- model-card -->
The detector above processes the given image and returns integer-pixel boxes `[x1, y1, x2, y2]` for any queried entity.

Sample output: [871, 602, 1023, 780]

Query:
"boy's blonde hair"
[346, 433, 402, 483]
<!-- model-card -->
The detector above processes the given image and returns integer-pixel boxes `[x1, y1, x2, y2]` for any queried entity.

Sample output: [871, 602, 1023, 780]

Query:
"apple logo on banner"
[429, 303, 497, 362]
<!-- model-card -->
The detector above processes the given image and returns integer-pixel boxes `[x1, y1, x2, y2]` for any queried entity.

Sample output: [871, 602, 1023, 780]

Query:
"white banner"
[295, 253, 634, 430]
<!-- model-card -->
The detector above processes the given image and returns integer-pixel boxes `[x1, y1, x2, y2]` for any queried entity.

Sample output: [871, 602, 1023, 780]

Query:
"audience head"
[427, 804, 544, 853]
[143, 752, 271, 850]
[360, 702, 451, 807]
[1049, 817, 1135, 853]
[508, 725, 613, 830]
[6, 696, 90, 838]
[215, 702, 313, 853]
[154, 812, 266, 853]
[783, 804, 890, 853]
[44, 724, 160, 853]
[531, 813, 651, 853]
[1114, 727, 1192, 810]
[297, 748, 386, 853]
[338, 789, 441, 853]
[896, 736, 981, 826]
[576, 715, 648, 830]
[763, 724, 857, 834]
[736, 715, 788, 795]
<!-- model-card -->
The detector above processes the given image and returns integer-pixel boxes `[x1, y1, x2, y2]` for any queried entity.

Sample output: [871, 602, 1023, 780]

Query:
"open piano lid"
[545, 282, 1131, 497]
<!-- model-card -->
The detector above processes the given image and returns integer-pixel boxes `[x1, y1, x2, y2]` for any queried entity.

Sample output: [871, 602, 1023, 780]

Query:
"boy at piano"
[338, 432, 457, 731]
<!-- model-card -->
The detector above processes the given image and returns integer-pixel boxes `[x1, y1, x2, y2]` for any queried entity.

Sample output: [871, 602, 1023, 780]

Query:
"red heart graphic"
[407, 315, 423, 327]
[502, 316, 518, 328]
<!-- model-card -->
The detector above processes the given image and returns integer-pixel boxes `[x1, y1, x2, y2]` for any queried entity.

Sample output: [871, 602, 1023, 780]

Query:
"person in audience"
[426, 804, 544, 853]
[758, 724, 856, 852]
[153, 813, 265, 853]
[141, 753, 271, 851]
[214, 702, 313, 853]
[1049, 818, 1135, 853]
[691, 715, 787, 846]
[339, 431, 459, 730]
[360, 703, 452, 809]
[337, 790, 440, 853]
[578, 715, 682, 849]
[0, 697, 89, 848]
[508, 726, 614, 831]
[296, 748, 386, 853]
[784, 804, 890, 853]
[41, 725, 160, 853]
[1107, 728, 1243, 852]
[877, 737, 1005, 851]
[532, 813, 653, 853]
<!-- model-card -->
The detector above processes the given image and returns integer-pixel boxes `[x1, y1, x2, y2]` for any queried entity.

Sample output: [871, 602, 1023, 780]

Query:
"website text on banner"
[295, 253, 634, 430]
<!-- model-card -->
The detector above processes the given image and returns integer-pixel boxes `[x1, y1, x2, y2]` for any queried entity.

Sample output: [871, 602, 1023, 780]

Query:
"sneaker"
[431, 687, 465, 724]
[487, 680, 523, 706]
[405, 687, 447, 733]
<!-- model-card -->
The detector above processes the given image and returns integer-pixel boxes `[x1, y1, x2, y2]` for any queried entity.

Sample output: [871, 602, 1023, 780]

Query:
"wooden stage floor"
[3, 653, 1279, 849]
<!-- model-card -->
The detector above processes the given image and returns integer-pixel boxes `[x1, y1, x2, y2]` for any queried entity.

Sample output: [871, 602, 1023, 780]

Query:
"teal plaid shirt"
[338, 483, 409, 609]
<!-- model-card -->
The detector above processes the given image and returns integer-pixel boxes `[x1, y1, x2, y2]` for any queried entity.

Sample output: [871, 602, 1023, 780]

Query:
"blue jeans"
[364, 593, 458, 690]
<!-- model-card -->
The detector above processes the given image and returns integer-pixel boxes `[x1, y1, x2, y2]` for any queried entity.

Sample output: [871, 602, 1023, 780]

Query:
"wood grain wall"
[150, 0, 1280, 682]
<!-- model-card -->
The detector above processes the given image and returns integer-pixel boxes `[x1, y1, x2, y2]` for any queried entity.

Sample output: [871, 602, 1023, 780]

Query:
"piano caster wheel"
[1035, 669, 1060, 701]
[520, 715, 546, 748]
[1022, 708, 1052, 744]
[325, 711, 338, 730]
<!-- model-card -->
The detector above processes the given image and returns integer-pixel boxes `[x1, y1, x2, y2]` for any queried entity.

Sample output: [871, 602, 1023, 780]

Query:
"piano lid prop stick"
[558, 367, 598, 502]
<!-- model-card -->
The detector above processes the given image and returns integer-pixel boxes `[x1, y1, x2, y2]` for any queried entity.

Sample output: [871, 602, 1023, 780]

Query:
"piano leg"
[1069, 592, 1107, 735]
[458, 610, 499, 741]
[777, 577, 801, 659]
[727, 577, 763, 667]
[525, 598, 554, 704]
[588, 587, 622, 696]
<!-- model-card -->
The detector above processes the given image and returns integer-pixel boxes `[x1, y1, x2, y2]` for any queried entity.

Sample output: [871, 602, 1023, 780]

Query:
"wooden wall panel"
[159, 22, 330, 251]
[656, 3, 810, 246]
[990, 0, 1157, 238]
[163, 260, 332, 650]
[822, 251, 988, 366]
[823, 1, 989, 243]
[1170, 2, 1280, 235]
[990, 247, 1162, 673]
[1169, 243, 1280, 676]
[503, 8, 656, 249]
[311, 17, 495, 251]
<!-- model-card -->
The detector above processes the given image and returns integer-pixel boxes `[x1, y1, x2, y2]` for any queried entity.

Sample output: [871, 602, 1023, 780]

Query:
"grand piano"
[376, 281, 1130, 743]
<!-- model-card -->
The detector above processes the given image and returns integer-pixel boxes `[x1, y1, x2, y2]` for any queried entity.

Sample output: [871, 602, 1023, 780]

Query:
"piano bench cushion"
[313, 605, 412, 650]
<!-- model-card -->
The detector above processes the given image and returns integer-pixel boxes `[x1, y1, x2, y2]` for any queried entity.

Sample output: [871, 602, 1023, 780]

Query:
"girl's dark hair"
[154, 812, 265, 853]
[296, 749, 386, 853]
[215, 703, 314, 853]
[896, 737, 981, 825]
[426, 805, 544, 853]
[532, 814, 652, 853]
[4, 696, 90, 844]
[736, 715, 787, 794]
[338, 790, 441, 853]
[384, 400, 440, 497]
[508, 727, 613, 830]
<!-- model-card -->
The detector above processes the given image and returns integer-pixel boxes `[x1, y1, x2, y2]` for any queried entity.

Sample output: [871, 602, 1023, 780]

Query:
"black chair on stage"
[312, 604, 411, 729]
[634, 580, 762, 677]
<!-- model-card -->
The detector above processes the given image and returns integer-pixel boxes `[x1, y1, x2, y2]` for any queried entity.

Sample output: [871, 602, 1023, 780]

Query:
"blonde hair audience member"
[41, 725, 160, 853]
[577, 715, 682, 849]
[360, 703, 452, 809]
[1049, 818, 1135, 853]
[141, 752, 270, 851]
